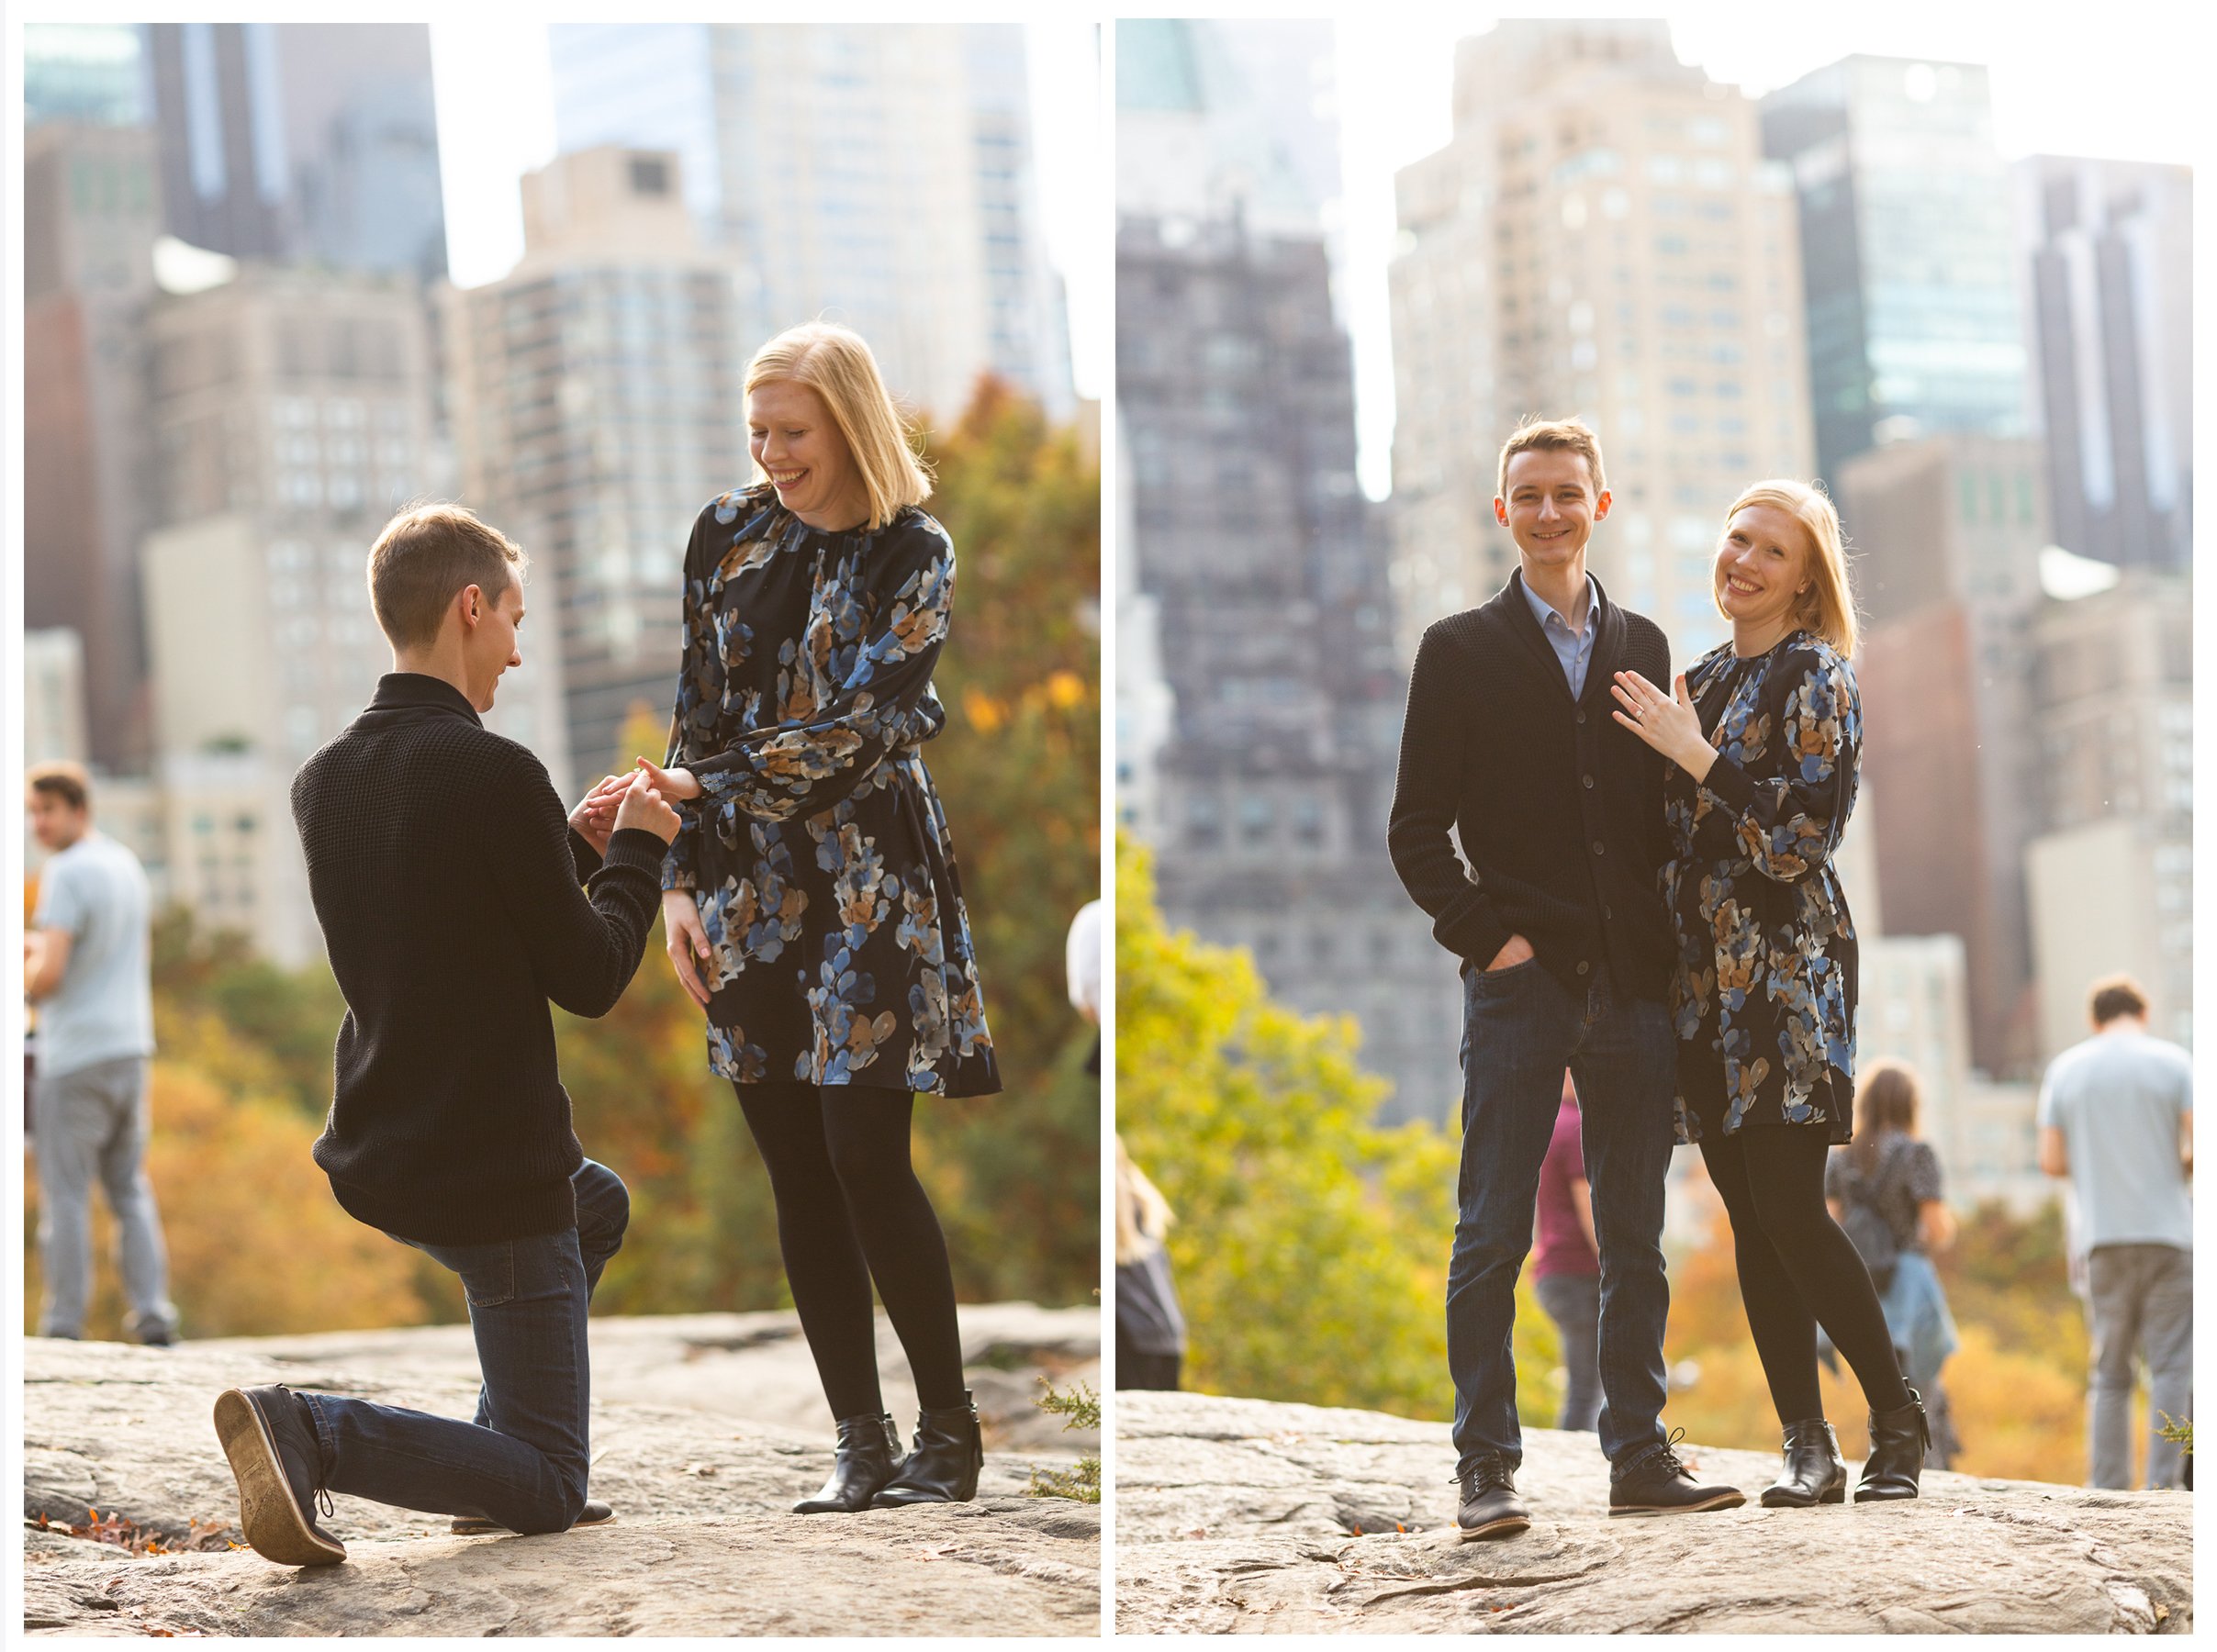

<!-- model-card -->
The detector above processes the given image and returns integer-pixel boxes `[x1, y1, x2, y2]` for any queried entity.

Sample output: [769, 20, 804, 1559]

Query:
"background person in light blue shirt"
[26, 762, 174, 1345]
[2037, 974, 2191, 1490]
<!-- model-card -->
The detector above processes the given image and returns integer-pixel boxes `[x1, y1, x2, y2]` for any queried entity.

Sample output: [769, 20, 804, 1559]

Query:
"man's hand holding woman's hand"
[573, 769, 684, 848]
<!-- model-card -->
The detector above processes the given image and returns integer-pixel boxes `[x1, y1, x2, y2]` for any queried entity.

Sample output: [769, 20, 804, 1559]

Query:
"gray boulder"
[1114, 1390, 2190, 1635]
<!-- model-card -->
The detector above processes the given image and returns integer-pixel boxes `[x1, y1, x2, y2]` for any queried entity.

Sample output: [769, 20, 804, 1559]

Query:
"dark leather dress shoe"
[871, 1392, 984, 1506]
[452, 1499, 615, 1535]
[213, 1385, 347, 1566]
[1760, 1418, 1847, 1507]
[1855, 1389, 1931, 1501]
[796, 1412, 905, 1513]
[1455, 1455, 1530, 1540]
[1609, 1430, 1747, 1516]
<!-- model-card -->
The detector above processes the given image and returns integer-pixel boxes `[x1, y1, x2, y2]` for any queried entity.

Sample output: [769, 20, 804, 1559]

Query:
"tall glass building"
[1761, 57, 2029, 489]
[547, 24, 1071, 420]
[26, 23, 150, 127]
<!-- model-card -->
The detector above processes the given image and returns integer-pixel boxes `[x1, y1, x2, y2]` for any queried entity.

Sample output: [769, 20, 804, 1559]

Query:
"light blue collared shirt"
[1521, 573, 1598, 698]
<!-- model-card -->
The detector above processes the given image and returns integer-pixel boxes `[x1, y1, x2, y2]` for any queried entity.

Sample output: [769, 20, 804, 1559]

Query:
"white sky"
[1334, 9, 2211, 498]
[428, 21, 1105, 401]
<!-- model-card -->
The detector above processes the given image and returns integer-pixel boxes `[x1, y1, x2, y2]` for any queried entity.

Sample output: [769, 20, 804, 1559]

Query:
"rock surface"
[1114, 1390, 2191, 1635]
[24, 1308, 1100, 1636]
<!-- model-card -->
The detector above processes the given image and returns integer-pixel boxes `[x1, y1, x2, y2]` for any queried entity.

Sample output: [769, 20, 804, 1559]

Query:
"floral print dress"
[1663, 631, 1860, 1144]
[661, 483, 1000, 1098]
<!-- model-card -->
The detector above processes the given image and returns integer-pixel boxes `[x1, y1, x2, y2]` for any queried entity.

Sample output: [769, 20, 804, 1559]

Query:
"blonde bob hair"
[1717, 479, 1859, 657]
[745, 323, 932, 530]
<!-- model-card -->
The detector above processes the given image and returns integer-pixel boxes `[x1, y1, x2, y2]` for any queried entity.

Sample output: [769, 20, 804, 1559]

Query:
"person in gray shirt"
[25, 762, 175, 1345]
[2037, 974, 2191, 1490]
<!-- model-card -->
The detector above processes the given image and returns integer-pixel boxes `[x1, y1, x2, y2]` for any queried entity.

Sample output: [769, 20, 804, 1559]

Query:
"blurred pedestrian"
[2038, 975, 2192, 1491]
[25, 762, 176, 1346]
[1533, 1069, 1602, 1432]
[1826, 1061, 1961, 1468]
[1067, 898, 1103, 1076]
[1115, 1137, 1186, 1390]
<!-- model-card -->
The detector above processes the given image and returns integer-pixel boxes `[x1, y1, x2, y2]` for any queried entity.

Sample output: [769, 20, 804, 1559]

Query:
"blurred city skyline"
[1328, 15, 2205, 497]
[428, 20, 1107, 400]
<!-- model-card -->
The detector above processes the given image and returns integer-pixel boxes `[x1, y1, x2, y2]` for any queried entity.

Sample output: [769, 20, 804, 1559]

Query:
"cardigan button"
[1575, 709, 1587, 724]
[1592, 840, 1605, 854]
[1583, 774, 1596, 788]
[1576, 960, 1590, 976]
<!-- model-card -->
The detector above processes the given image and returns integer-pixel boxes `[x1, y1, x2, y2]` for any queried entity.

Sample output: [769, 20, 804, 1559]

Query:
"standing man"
[1389, 418, 1741, 1537]
[2038, 975, 2192, 1490]
[212, 504, 679, 1566]
[25, 762, 177, 1346]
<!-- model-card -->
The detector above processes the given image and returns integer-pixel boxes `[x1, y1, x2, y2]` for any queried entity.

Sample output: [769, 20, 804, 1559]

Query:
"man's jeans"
[1534, 1271, 1604, 1433]
[2085, 1242, 2192, 1490]
[298, 1160, 629, 1533]
[1450, 958, 1673, 1475]
[32, 1056, 177, 1342]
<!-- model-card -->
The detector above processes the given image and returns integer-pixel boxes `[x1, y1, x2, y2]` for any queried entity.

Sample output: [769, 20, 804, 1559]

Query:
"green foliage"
[1115, 833, 1562, 1423]
[1024, 1378, 1103, 1502]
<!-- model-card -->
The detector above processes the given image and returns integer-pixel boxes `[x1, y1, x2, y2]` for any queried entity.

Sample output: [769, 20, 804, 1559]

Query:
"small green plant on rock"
[1023, 1377, 1101, 1503]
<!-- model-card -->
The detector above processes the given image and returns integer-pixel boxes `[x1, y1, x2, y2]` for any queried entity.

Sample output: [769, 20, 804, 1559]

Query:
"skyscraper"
[1837, 433, 2050, 1077]
[144, 23, 446, 280]
[1118, 19, 1456, 1126]
[1389, 20, 1815, 665]
[442, 146, 757, 790]
[547, 23, 1070, 421]
[2013, 155, 2193, 570]
[25, 22, 149, 127]
[24, 119, 163, 770]
[1760, 56, 2028, 490]
[135, 260, 465, 964]
[2024, 564, 2193, 1055]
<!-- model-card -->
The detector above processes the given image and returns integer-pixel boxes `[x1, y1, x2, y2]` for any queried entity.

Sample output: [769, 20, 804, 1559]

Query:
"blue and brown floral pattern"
[663, 485, 1000, 1098]
[1663, 631, 1860, 1144]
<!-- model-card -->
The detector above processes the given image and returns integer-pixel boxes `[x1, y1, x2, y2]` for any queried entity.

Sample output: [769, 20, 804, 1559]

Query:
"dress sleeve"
[1697, 644, 1860, 885]
[686, 518, 952, 825]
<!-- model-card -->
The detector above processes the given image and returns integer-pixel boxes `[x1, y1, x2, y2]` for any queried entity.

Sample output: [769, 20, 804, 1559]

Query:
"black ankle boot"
[1854, 1389, 1930, 1501]
[870, 1391, 983, 1507]
[794, 1412, 903, 1513]
[1760, 1418, 1846, 1508]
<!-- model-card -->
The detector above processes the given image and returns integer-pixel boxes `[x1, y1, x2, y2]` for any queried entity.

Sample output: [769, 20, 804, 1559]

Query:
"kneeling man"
[214, 504, 677, 1564]
[1389, 419, 1742, 1536]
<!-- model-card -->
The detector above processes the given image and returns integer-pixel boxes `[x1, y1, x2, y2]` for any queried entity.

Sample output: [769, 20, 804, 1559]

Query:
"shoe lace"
[277, 1384, 337, 1519]
[1454, 1456, 1514, 1495]
[1646, 1426, 1691, 1479]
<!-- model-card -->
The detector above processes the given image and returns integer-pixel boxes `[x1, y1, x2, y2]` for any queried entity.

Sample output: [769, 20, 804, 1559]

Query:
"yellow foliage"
[24, 1062, 438, 1338]
[962, 686, 1006, 732]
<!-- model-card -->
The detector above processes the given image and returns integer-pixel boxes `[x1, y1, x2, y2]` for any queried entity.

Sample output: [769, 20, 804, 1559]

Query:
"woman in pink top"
[1533, 1070, 1602, 1432]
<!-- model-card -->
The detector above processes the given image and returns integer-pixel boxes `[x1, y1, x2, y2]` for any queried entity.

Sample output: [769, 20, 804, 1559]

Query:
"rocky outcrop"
[1114, 1391, 2190, 1635]
[24, 1308, 1099, 1636]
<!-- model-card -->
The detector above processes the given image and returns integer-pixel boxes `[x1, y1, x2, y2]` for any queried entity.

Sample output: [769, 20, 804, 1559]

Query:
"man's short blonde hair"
[745, 323, 932, 530]
[1497, 416, 1607, 498]
[365, 503, 528, 651]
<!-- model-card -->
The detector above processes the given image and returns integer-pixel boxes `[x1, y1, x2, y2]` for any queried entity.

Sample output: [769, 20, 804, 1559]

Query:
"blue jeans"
[1449, 959, 1673, 1476]
[298, 1160, 629, 1533]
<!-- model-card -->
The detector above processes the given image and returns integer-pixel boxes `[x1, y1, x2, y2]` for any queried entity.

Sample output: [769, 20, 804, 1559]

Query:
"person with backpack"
[1826, 1062, 1961, 1468]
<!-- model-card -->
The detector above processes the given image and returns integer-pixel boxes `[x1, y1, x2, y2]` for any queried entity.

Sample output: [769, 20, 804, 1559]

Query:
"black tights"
[733, 1082, 967, 1421]
[1698, 1126, 1911, 1426]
